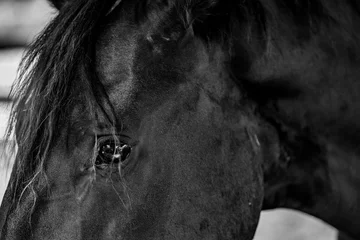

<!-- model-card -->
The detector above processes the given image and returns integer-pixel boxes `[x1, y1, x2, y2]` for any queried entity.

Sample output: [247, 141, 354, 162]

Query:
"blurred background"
[0, 1, 338, 239]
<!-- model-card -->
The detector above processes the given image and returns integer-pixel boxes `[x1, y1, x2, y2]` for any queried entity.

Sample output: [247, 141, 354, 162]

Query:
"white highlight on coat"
[246, 128, 261, 154]
[107, 0, 123, 16]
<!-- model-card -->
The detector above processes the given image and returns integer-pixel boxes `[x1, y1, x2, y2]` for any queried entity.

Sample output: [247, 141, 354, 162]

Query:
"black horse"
[1, 0, 360, 239]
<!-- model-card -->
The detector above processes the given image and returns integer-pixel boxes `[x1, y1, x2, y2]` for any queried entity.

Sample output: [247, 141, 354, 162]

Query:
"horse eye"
[95, 139, 132, 165]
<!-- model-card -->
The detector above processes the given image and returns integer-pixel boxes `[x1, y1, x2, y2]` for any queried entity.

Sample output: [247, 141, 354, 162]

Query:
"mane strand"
[5, 0, 117, 204]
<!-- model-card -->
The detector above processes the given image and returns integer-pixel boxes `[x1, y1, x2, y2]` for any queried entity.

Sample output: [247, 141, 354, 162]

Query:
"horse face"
[89, 6, 262, 239]
[0, 1, 264, 239]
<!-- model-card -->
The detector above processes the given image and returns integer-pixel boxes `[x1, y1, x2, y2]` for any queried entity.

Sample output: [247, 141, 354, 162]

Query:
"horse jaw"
[254, 56, 360, 240]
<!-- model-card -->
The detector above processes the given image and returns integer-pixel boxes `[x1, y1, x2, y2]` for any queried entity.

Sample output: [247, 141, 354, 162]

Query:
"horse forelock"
[4, 0, 119, 206]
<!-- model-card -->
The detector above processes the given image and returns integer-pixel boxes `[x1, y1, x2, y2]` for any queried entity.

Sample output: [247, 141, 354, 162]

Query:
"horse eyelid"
[96, 134, 130, 141]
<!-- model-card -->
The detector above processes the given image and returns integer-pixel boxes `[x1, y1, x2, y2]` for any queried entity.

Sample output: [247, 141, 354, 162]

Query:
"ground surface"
[0, 1, 338, 239]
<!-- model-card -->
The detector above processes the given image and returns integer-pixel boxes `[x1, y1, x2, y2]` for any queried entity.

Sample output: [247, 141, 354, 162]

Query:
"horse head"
[2, 0, 360, 239]
[0, 0, 274, 239]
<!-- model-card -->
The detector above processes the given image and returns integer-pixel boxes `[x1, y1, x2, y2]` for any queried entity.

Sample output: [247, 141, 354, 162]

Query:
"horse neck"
[307, 144, 360, 238]
[243, 25, 360, 238]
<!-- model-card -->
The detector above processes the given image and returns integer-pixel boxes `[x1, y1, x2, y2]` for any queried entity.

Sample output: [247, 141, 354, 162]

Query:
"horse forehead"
[96, 2, 175, 85]
[95, 17, 183, 113]
[94, 4, 232, 114]
[96, 22, 137, 86]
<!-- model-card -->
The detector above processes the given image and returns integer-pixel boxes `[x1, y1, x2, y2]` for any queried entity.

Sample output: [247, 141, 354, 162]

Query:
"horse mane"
[5, 0, 118, 203]
[4, 0, 360, 205]
[190, 0, 360, 48]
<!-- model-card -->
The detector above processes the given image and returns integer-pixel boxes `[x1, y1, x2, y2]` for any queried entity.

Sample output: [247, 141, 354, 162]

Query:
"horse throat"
[260, 107, 360, 239]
